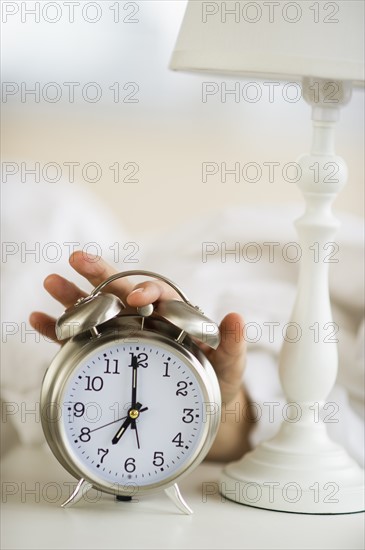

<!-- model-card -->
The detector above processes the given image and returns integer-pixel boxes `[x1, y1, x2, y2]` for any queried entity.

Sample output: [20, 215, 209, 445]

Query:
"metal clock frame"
[41, 315, 221, 498]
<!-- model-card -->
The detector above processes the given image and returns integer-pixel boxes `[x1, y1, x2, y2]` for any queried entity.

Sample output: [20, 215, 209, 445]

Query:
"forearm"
[206, 385, 253, 462]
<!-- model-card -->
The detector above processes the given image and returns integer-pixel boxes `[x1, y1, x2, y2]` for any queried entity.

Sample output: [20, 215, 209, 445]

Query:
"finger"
[126, 281, 179, 308]
[208, 312, 246, 404]
[44, 274, 88, 309]
[69, 251, 134, 302]
[70, 251, 180, 306]
[29, 312, 58, 343]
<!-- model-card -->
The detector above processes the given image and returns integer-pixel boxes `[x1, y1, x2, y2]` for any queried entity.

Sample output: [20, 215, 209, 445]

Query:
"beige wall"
[2, 2, 364, 237]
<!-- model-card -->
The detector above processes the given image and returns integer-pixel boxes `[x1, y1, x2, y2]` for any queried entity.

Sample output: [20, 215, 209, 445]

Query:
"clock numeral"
[73, 402, 85, 417]
[124, 457, 136, 473]
[163, 362, 170, 378]
[98, 448, 109, 464]
[172, 432, 184, 448]
[176, 381, 188, 396]
[104, 359, 120, 374]
[152, 451, 164, 467]
[85, 376, 104, 391]
[182, 408, 195, 423]
[129, 352, 149, 368]
[79, 427, 91, 442]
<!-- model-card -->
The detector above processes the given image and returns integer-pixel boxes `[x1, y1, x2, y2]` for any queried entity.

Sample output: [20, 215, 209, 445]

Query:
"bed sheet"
[2, 181, 364, 466]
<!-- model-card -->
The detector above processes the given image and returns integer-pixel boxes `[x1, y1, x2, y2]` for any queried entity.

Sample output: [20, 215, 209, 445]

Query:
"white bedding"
[2, 181, 364, 466]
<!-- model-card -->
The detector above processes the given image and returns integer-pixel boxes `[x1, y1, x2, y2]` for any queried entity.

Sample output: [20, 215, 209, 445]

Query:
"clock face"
[59, 338, 211, 493]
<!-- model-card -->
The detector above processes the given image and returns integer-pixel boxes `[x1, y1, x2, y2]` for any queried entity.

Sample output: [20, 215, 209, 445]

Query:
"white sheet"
[2, 182, 364, 466]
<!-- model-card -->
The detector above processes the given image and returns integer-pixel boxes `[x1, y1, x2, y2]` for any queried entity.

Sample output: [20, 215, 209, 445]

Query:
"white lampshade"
[170, 0, 364, 84]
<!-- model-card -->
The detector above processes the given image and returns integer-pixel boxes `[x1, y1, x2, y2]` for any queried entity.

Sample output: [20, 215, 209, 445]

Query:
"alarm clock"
[40, 270, 221, 514]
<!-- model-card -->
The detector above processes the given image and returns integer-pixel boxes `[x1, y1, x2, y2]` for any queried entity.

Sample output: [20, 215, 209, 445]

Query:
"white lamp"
[170, 0, 364, 514]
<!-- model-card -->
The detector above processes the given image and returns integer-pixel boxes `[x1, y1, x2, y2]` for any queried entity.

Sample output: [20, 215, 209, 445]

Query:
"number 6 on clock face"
[41, 271, 221, 512]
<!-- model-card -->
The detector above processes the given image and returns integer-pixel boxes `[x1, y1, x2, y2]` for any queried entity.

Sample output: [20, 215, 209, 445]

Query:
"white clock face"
[60, 339, 210, 492]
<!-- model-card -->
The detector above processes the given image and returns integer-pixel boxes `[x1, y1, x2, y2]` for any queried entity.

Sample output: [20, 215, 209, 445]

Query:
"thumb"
[208, 312, 246, 404]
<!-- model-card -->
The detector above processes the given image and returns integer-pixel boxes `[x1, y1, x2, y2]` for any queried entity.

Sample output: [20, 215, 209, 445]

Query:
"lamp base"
[220, 423, 365, 514]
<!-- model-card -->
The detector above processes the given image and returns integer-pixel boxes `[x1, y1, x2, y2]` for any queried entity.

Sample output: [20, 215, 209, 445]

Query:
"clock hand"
[87, 407, 148, 436]
[112, 402, 143, 445]
[131, 407, 149, 450]
[134, 422, 140, 450]
[89, 415, 127, 434]
[111, 417, 131, 445]
[130, 354, 140, 447]
[130, 354, 138, 408]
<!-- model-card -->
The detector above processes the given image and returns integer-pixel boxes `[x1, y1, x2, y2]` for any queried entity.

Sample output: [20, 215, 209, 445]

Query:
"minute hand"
[131, 354, 138, 408]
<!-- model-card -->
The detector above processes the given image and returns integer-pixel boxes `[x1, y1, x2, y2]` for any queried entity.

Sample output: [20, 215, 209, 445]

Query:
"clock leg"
[165, 483, 193, 515]
[61, 478, 93, 508]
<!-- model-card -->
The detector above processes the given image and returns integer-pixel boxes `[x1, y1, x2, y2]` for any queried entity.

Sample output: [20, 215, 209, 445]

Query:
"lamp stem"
[279, 80, 348, 412]
[311, 121, 336, 155]
[220, 79, 364, 514]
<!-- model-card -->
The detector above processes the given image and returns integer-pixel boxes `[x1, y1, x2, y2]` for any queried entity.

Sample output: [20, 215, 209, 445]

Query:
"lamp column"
[220, 78, 364, 514]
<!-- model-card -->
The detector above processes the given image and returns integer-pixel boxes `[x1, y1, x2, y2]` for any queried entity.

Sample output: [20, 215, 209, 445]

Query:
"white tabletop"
[1, 444, 364, 550]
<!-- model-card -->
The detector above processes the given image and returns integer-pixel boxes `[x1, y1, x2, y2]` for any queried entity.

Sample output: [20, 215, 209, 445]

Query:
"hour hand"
[111, 402, 143, 445]
[111, 417, 131, 445]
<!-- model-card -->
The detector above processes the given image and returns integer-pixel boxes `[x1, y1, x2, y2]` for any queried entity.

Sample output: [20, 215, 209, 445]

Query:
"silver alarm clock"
[41, 271, 221, 514]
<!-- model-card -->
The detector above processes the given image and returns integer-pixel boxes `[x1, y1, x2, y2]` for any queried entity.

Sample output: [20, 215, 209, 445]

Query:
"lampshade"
[170, 0, 364, 84]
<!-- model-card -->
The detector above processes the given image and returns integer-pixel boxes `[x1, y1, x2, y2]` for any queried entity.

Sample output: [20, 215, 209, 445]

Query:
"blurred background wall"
[2, 0, 364, 238]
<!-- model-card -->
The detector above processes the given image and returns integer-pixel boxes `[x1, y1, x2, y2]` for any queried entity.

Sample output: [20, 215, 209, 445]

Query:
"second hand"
[87, 407, 148, 435]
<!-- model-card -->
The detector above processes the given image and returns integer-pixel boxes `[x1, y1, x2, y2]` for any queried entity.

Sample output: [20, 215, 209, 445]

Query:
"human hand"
[30, 252, 251, 461]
